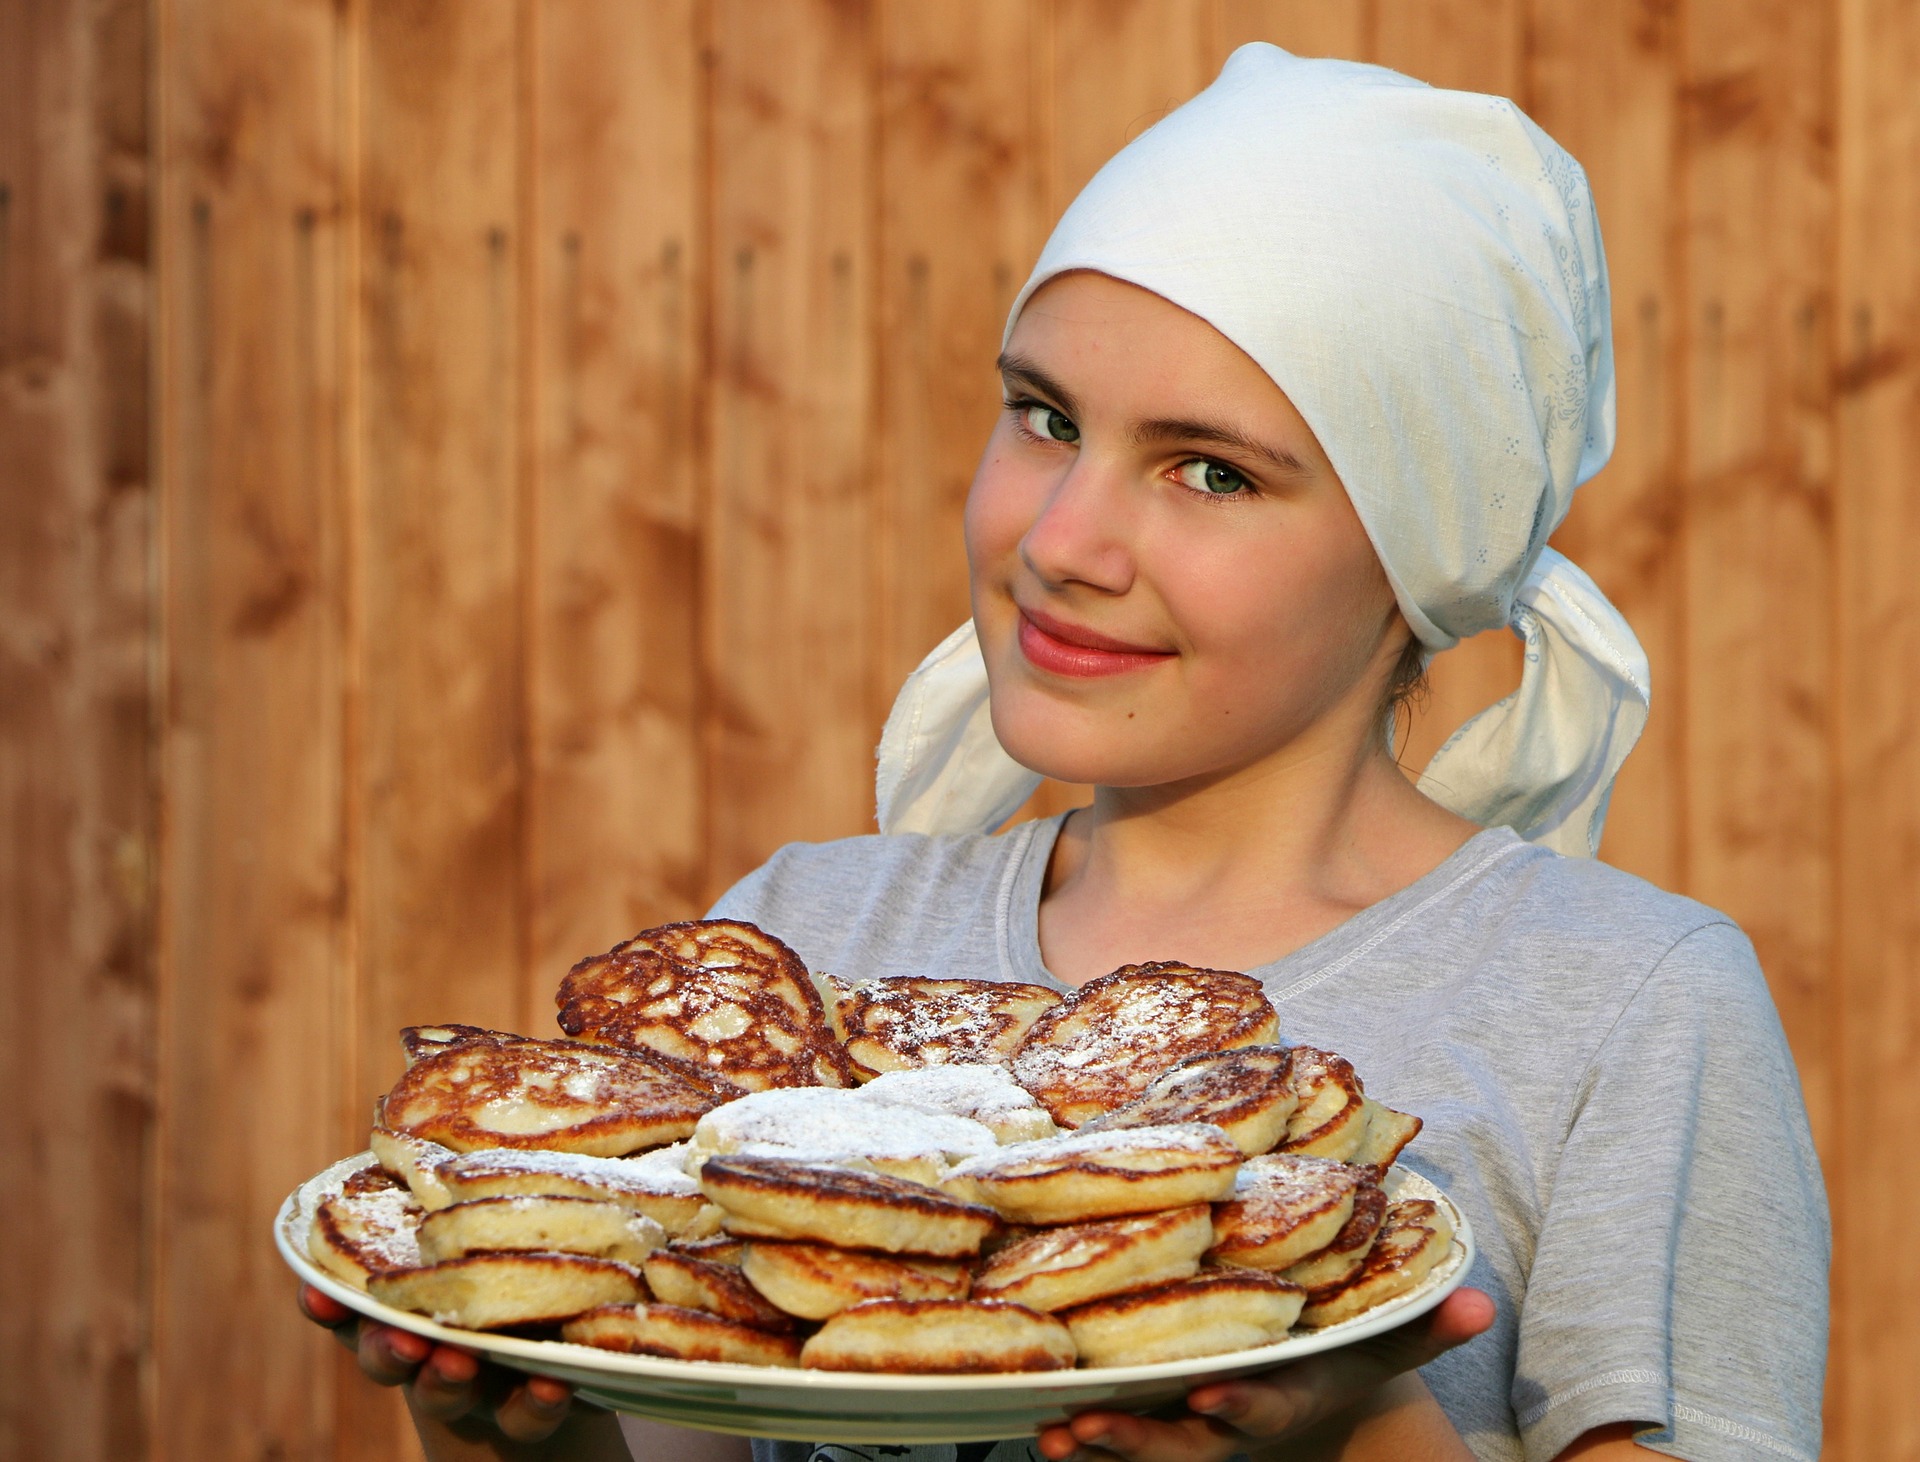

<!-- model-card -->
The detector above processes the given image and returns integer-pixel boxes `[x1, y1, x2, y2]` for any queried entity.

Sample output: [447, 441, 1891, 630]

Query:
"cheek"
[1151, 528, 1384, 710]
[963, 430, 1046, 577]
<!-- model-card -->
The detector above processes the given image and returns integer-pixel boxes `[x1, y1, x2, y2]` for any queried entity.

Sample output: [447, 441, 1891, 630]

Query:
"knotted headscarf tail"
[876, 44, 1650, 857]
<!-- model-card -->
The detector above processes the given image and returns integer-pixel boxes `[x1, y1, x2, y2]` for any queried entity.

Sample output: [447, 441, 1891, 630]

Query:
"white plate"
[277, 1152, 1475, 1444]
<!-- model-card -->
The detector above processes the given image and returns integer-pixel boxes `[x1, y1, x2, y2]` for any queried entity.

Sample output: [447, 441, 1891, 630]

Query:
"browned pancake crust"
[557, 920, 851, 1090]
[380, 1033, 725, 1155]
[1278, 1047, 1369, 1156]
[1011, 964, 1280, 1126]
[1206, 1154, 1362, 1271]
[700, 1155, 1000, 1257]
[641, 1251, 797, 1330]
[1083, 1046, 1296, 1153]
[833, 977, 1064, 1078]
[799, 1298, 1076, 1373]
[1285, 1180, 1388, 1292]
[399, 1023, 508, 1066]
[562, 1303, 804, 1366]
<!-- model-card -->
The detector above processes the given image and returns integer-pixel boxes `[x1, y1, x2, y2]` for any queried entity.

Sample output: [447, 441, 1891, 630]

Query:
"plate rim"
[277, 1149, 1476, 1402]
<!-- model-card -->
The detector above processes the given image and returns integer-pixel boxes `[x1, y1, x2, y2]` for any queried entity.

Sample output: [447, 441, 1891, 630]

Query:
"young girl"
[305, 45, 1827, 1462]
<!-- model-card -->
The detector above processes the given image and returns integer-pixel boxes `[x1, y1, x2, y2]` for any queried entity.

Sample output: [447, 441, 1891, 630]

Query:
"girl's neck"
[1037, 728, 1479, 986]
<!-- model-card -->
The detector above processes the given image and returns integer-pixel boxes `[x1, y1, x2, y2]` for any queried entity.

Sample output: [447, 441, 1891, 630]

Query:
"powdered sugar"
[691, 1086, 1000, 1165]
[440, 1144, 700, 1198]
[949, 1122, 1237, 1179]
[854, 1065, 1045, 1124]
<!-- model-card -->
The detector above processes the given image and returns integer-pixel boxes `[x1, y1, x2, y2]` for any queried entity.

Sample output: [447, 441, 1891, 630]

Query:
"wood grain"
[11, 4, 1916, 1456]
[529, 0, 707, 982]
[357, 0, 529, 1072]
[0, 1, 154, 1457]
[1527, 0, 1685, 885]
[875, 0, 1040, 684]
[1832, 0, 1920, 1447]
[153, 0, 359, 1456]
[1677, 0, 1837, 1155]
[703, 0, 882, 896]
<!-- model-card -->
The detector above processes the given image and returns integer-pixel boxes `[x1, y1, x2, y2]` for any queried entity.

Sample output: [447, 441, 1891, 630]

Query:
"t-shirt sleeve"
[1511, 921, 1828, 1462]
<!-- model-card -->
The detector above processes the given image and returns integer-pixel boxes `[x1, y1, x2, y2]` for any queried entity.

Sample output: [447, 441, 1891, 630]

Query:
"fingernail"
[388, 1331, 429, 1362]
[525, 1381, 568, 1412]
[433, 1349, 479, 1383]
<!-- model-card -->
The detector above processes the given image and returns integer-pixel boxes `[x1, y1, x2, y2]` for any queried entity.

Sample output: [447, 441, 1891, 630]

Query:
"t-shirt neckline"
[996, 813, 1530, 1004]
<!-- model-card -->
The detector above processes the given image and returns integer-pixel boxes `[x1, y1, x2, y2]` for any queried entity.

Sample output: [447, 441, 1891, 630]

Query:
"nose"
[1018, 453, 1137, 596]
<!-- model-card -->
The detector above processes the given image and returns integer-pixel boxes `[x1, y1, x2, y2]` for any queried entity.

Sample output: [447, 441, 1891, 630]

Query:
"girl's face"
[966, 270, 1405, 790]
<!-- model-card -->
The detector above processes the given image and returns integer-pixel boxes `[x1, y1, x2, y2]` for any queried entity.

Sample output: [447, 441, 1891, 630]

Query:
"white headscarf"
[876, 45, 1649, 857]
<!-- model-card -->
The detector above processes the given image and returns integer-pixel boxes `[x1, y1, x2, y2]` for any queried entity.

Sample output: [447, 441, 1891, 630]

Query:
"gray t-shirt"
[637, 819, 1825, 1462]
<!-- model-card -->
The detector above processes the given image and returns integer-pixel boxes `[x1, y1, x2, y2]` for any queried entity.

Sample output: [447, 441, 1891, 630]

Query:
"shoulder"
[704, 822, 1050, 981]
[1476, 835, 1756, 985]
[712, 826, 1030, 919]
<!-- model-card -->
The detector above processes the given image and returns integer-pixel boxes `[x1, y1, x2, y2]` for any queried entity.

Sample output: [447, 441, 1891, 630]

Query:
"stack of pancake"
[307, 919, 1455, 1371]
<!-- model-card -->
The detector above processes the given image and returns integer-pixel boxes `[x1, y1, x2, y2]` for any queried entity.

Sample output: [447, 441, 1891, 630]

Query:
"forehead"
[1005, 271, 1323, 457]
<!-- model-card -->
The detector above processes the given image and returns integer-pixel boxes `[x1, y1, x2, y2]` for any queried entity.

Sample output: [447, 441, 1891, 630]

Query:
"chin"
[988, 696, 1191, 789]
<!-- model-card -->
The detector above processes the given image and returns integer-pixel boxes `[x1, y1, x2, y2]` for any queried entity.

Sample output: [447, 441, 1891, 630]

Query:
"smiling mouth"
[1015, 607, 1176, 679]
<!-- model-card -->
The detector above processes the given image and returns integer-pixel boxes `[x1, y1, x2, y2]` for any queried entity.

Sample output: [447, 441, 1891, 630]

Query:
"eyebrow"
[996, 351, 1312, 478]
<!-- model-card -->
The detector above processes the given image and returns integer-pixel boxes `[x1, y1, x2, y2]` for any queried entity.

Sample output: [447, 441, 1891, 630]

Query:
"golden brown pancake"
[948, 1123, 1243, 1224]
[1062, 1268, 1305, 1366]
[971, 1204, 1214, 1312]
[380, 1034, 725, 1157]
[1012, 964, 1280, 1126]
[562, 1303, 803, 1366]
[852, 1064, 1059, 1144]
[1082, 1046, 1298, 1156]
[1277, 1047, 1370, 1160]
[429, 1143, 719, 1237]
[641, 1250, 797, 1330]
[830, 977, 1064, 1078]
[415, 1195, 665, 1266]
[740, 1242, 969, 1319]
[1206, 1153, 1363, 1271]
[700, 1155, 999, 1257]
[308, 1164, 425, 1289]
[687, 1086, 998, 1186]
[1282, 1179, 1388, 1291]
[1297, 1198, 1455, 1328]
[800, 1298, 1076, 1373]
[558, 919, 852, 1090]
[369, 1252, 646, 1330]
[1347, 1098, 1423, 1167]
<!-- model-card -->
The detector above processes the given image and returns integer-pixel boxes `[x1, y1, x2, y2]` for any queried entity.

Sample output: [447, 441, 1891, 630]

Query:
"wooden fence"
[3, 0, 1915, 1457]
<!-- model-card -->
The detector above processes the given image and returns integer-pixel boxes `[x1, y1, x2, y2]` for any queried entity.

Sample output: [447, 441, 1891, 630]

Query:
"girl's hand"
[1035, 1287, 1495, 1461]
[298, 1284, 575, 1442]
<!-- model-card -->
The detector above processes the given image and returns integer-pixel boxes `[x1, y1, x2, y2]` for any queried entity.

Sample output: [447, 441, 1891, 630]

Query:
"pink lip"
[1016, 607, 1175, 678]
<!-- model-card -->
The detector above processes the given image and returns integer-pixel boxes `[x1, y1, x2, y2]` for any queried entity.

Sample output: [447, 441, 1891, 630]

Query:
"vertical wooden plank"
[1211, 0, 1371, 60]
[530, 0, 706, 974]
[875, 0, 1041, 690]
[1833, 0, 1920, 1448]
[1525, 0, 1684, 884]
[154, 0, 358, 1456]
[705, 0, 880, 894]
[357, 0, 528, 1070]
[0, 1, 155, 1459]
[1678, 0, 1836, 1150]
[1042, 0, 1214, 216]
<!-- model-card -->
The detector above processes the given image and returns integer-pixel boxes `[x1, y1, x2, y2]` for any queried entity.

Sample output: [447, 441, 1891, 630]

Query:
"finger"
[298, 1284, 353, 1328]
[1046, 1409, 1240, 1462]
[1186, 1288, 1497, 1436]
[357, 1323, 432, 1387]
[495, 1375, 574, 1443]
[408, 1345, 483, 1422]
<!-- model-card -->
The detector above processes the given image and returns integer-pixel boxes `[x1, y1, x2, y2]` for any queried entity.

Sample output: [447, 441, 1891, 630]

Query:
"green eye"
[1021, 404, 1080, 443]
[1176, 459, 1249, 495]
